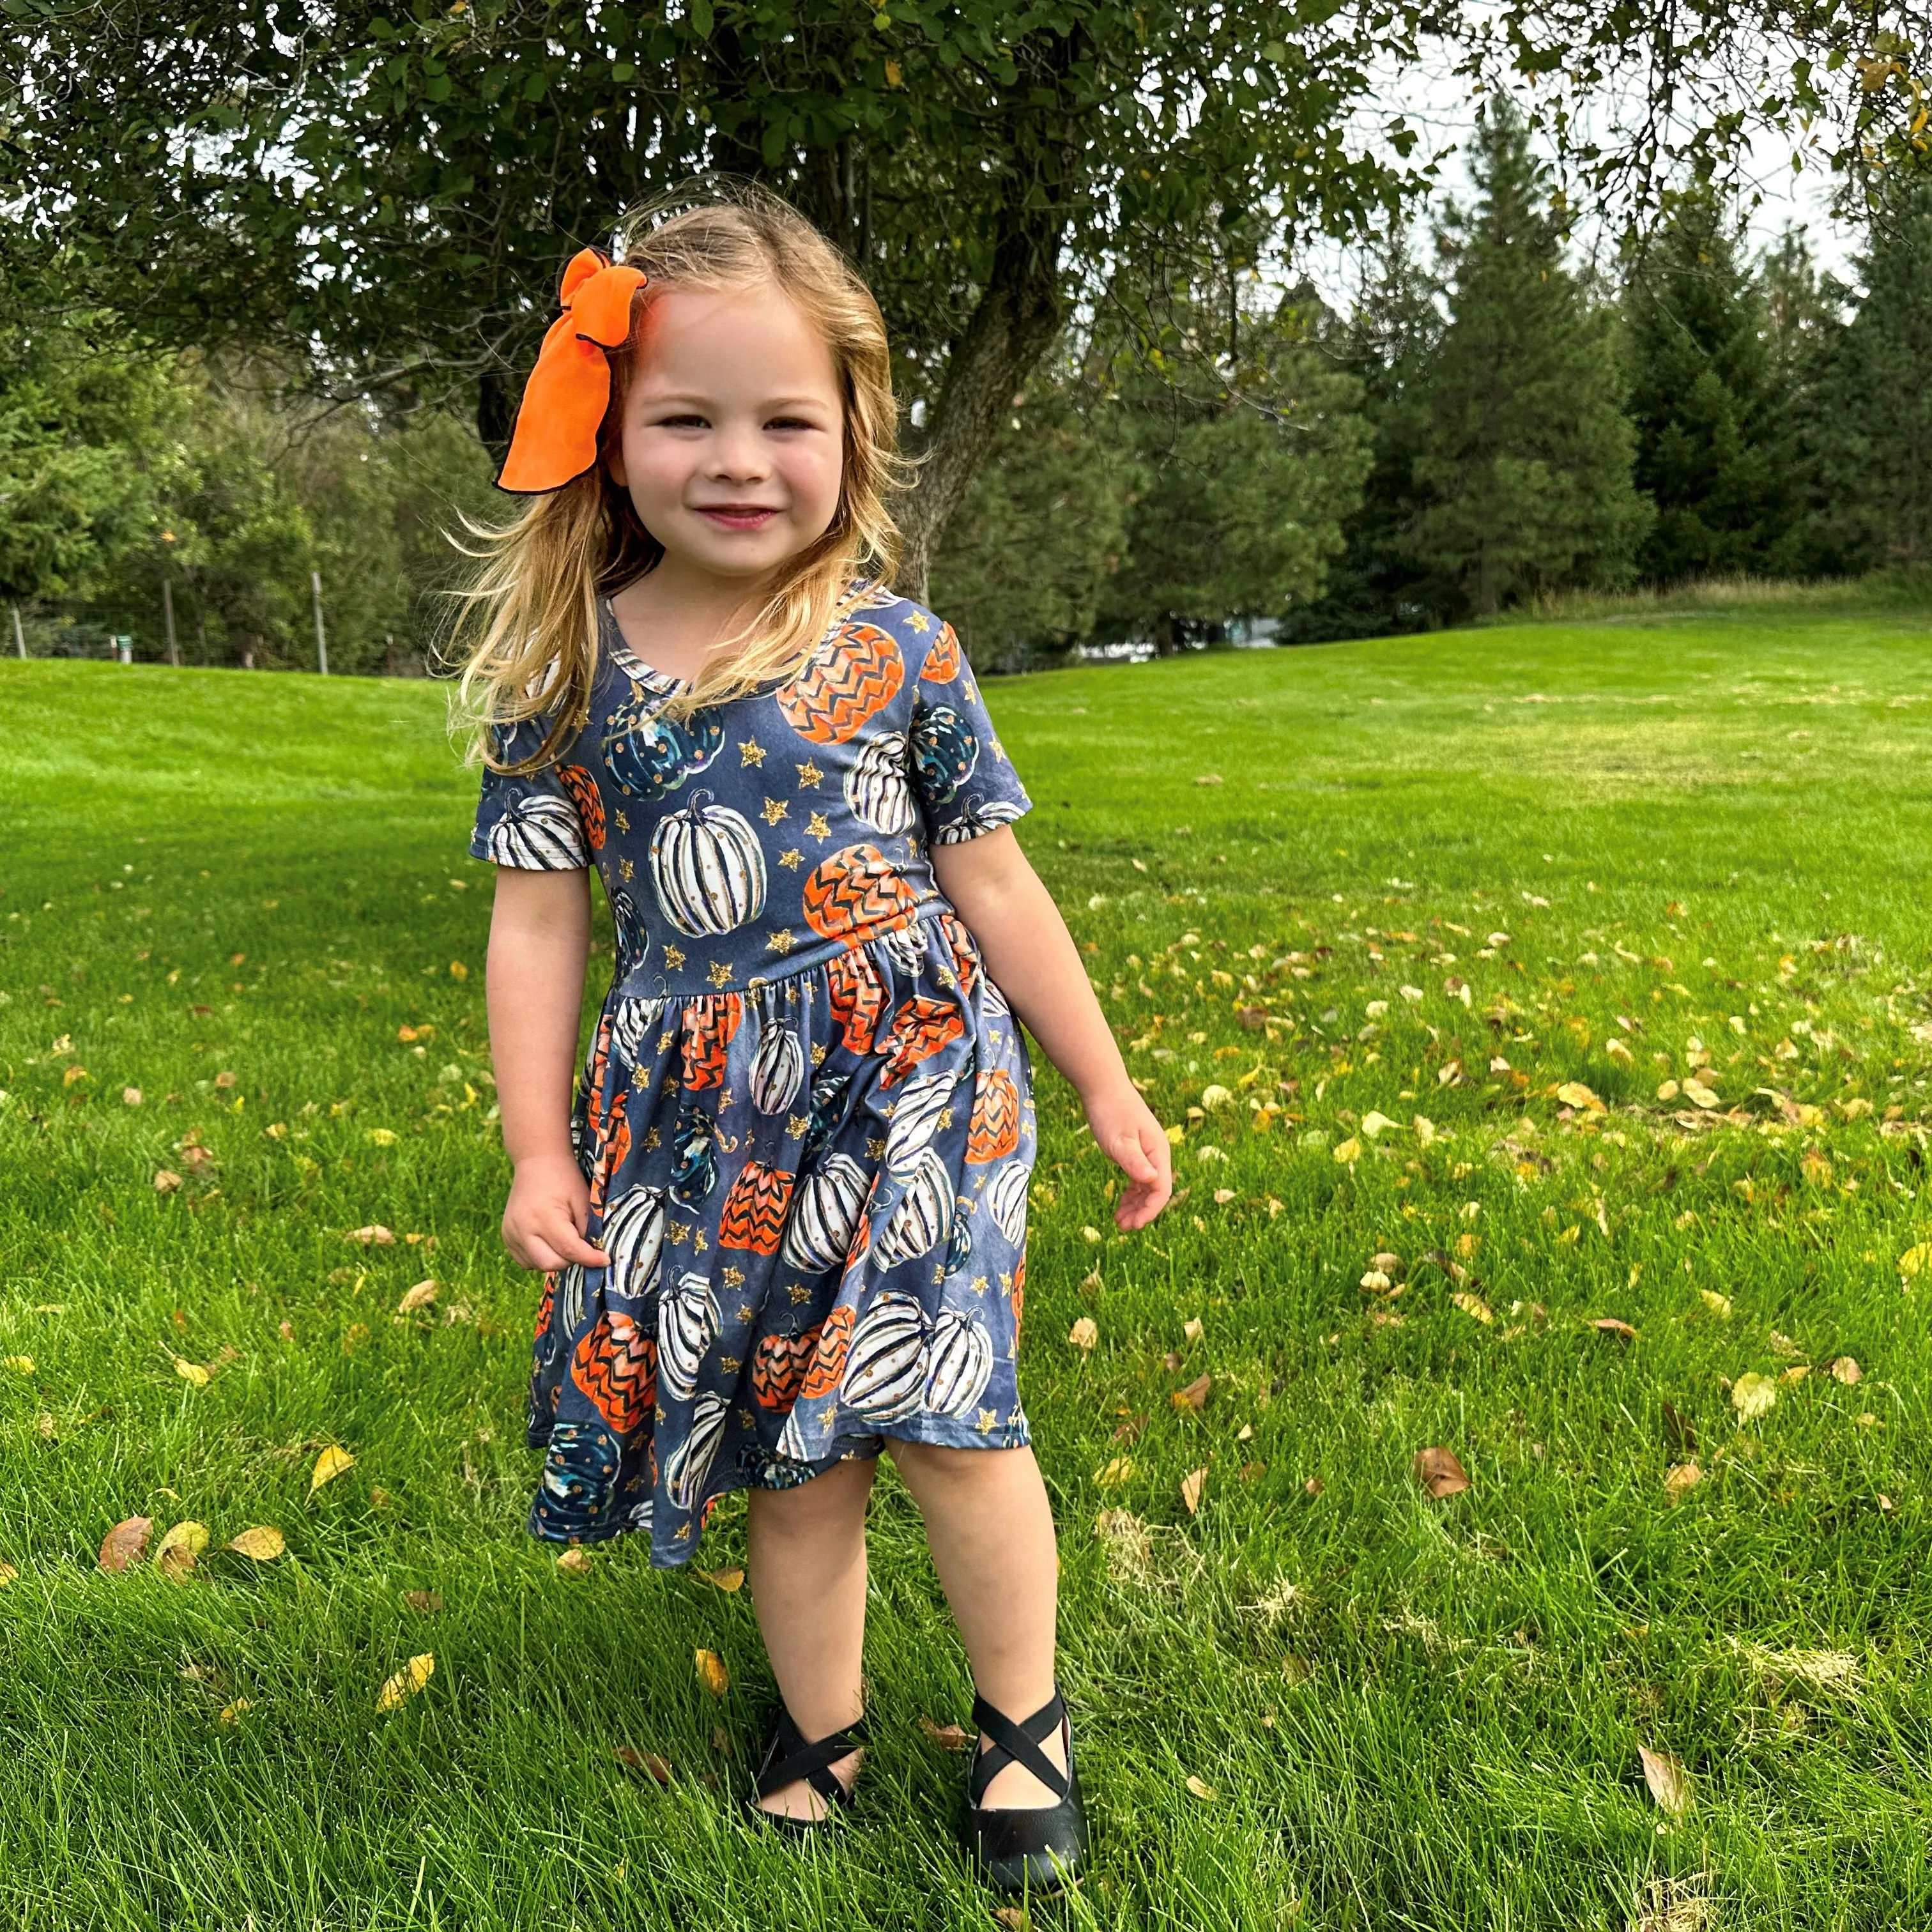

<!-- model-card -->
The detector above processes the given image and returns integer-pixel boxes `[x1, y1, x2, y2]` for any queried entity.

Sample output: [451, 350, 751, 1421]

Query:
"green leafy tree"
[4, 1, 1434, 596]
[1413, 103, 1652, 616]
[1624, 188, 1802, 580]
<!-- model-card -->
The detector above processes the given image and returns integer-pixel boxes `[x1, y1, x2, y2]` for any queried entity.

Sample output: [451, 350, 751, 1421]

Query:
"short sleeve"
[470, 717, 594, 871]
[908, 620, 1032, 846]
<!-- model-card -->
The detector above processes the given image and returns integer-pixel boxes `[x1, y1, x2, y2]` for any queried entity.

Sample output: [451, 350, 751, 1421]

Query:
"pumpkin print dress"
[472, 584, 1037, 1565]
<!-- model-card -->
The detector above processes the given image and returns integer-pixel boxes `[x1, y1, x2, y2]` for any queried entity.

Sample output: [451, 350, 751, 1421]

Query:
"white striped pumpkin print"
[985, 1160, 1030, 1248]
[647, 792, 766, 937]
[599, 1183, 667, 1301]
[874, 1147, 953, 1265]
[924, 1308, 994, 1416]
[781, 1154, 870, 1273]
[487, 793, 587, 870]
[659, 1269, 718, 1399]
[844, 734, 916, 834]
[663, 1390, 730, 1510]
[839, 1292, 928, 1423]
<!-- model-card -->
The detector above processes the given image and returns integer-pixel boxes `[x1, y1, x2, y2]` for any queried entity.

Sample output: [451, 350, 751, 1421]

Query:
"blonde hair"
[453, 181, 904, 771]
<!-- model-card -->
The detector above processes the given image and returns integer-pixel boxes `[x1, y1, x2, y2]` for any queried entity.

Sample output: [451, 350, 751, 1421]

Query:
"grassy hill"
[4, 595, 1932, 1929]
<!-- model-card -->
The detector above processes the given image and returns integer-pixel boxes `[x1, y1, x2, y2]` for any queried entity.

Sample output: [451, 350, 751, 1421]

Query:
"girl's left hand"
[1085, 1082, 1174, 1230]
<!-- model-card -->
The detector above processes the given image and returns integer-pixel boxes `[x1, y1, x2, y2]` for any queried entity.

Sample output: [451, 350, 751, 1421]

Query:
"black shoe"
[968, 1686, 1088, 1894]
[749, 1706, 865, 1835]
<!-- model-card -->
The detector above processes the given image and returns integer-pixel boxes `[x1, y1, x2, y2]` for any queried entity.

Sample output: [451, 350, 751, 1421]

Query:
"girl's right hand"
[502, 1152, 613, 1273]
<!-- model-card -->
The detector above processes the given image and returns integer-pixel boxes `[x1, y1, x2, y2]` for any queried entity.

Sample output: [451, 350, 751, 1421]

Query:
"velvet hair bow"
[494, 247, 649, 494]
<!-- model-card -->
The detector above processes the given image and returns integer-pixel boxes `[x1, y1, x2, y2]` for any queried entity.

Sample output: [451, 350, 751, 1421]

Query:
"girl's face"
[610, 284, 845, 586]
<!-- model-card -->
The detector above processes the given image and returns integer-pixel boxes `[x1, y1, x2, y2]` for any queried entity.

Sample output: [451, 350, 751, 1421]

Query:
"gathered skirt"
[526, 907, 1035, 1565]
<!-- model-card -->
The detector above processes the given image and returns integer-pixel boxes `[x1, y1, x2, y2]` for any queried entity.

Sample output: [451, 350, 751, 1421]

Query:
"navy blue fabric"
[473, 585, 1038, 1565]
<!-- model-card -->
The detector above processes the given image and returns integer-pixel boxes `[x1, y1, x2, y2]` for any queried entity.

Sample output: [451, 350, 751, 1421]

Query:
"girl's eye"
[765, 415, 819, 433]
[655, 413, 709, 430]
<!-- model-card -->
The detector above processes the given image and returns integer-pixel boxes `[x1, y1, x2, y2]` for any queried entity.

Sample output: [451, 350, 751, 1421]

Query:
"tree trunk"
[895, 201, 1068, 604]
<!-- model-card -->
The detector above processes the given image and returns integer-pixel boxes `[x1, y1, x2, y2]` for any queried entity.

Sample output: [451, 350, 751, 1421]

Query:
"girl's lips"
[695, 505, 779, 530]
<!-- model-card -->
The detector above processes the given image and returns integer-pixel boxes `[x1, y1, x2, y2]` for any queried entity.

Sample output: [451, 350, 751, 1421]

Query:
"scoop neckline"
[599, 581, 880, 705]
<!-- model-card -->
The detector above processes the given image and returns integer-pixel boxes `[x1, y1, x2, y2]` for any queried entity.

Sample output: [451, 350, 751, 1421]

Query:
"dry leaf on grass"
[154, 1170, 183, 1194]
[1452, 1292, 1494, 1324]
[1068, 1316, 1098, 1351]
[309, 1445, 355, 1494]
[1699, 1289, 1733, 1317]
[1183, 1316, 1204, 1343]
[1180, 1468, 1208, 1515]
[1172, 1374, 1211, 1411]
[556, 1547, 593, 1576]
[1828, 1355, 1863, 1384]
[1184, 1774, 1218, 1800]
[218, 1699, 250, 1725]
[695, 1648, 730, 1698]
[172, 1356, 210, 1388]
[346, 1224, 397, 1246]
[1662, 1402, 1697, 1453]
[917, 1715, 972, 1751]
[0, 1563, 15, 1586]
[695, 1567, 745, 1593]
[992, 1908, 1031, 1932]
[396, 1280, 438, 1314]
[376, 1653, 434, 1712]
[1556, 1081, 1604, 1112]
[1413, 1448, 1471, 1499]
[98, 1516, 151, 1571]
[1637, 1744, 1693, 1816]
[1664, 1462, 1701, 1501]
[404, 1590, 443, 1615]
[1731, 1373, 1777, 1423]
[226, 1526, 286, 1561]
[615, 1744, 674, 1784]
[1588, 1317, 1639, 1343]
[155, 1520, 208, 1581]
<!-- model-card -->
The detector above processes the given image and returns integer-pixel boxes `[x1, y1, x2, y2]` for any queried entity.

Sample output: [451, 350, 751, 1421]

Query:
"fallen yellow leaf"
[1184, 1774, 1217, 1800]
[226, 1526, 286, 1561]
[1900, 1243, 1932, 1278]
[556, 1547, 593, 1576]
[1556, 1080, 1603, 1111]
[1179, 1468, 1208, 1515]
[1333, 1137, 1361, 1166]
[1731, 1372, 1777, 1423]
[1068, 1316, 1098, 1351]
[1699, 1289, 1733, 1318]
[695, 1567, 745, 1593]
[1828, 1356, 1863, 1384]
[1095, 1457, 1135, 1488]
[376, 1652, 435, 1712]
[3, 1356, 33, 1374]
[218, 1699, 251, 1724]
[309, 1445, 356, 1494]
[1638, 1744, 1693, 1816]
[173, 1356, 210, 1388]
[694, 1648, 730, 1698]
[1452, 1292, 1494, 1324]
[397, 1279, 438, 1313]
[1664, 1462, 1701, 1501]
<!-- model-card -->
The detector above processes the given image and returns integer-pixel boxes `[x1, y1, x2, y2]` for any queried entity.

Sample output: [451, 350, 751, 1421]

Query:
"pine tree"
[1806, 176, 1932, 572]
[1413, 102, 1652, 615]
[1624, 188, 1802, 581]
[1281, 223, 1449, 640]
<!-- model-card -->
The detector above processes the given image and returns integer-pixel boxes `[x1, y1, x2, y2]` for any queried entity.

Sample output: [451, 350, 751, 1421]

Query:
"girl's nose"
[709, 421, 769, 482]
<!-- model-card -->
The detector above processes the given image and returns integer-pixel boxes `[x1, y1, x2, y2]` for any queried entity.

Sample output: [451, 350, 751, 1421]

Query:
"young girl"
[461, 186, 1171, 1895]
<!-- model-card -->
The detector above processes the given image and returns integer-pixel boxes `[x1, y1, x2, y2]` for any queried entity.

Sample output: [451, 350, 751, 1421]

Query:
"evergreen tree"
[1805, 176, 1932, 572]
[1624, 187, 1802, 580]
[1413, 102, 1652, 615]
[1280, 222, 1448, 640]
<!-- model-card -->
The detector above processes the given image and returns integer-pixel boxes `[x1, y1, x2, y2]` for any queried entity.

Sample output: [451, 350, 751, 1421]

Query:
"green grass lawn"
[6, 596, 1932, 1931]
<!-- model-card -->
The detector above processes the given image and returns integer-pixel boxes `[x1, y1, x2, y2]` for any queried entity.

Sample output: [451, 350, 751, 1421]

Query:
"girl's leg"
[744, 1453, 877, 1821]
[885, 1441, 1068, 1809]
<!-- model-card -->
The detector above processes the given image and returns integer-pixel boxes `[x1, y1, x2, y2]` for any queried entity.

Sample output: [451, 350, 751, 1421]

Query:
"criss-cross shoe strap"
[969, 1689, 1071, 1807]
[755, 1708, 865, 1805]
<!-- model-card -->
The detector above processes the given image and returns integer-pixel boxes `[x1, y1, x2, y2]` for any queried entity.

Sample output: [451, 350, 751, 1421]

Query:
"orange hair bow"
[495, 248, 648, 494]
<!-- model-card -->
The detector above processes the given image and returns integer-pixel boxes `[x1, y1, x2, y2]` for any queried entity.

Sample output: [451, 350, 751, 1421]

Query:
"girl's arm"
[486, 867, 612, 1272]
[933, 827, 1172, 1229]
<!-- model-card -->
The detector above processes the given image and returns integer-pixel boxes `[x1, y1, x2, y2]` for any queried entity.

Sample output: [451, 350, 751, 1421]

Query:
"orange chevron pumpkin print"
[922, 622, 963, 684]
[534, 1272, 556, 1342]
[777, 622, 904, 743]
[556, 763, 606, 850]
[571, 1309, 657, 1435]
[801, 845, 922, 941]
[827, 946, 887, 1054]
[588, 1089, 631, 1215]
[1011, 1252, 1026, 1335]
[751, 1325, 819, 1411]
[583, 1012, 616, 1142]
[880, 996, 967, 1087]
[799, 1303, 855, 1399]
[718, 1160, 796, 1254]
[939, 910, 980, 999]
[967, 1068, 1022, 1162]
[680, 993, 743, 1091]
